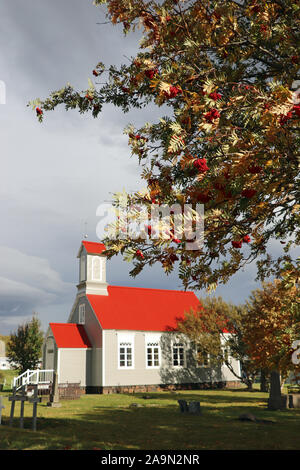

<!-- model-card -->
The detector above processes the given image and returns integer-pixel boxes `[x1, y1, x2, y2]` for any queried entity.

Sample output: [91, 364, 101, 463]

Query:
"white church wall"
[58, 348, 92, 387]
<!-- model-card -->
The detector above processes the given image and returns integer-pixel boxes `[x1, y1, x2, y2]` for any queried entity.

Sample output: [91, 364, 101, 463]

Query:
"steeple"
[77, 240, 108, 296]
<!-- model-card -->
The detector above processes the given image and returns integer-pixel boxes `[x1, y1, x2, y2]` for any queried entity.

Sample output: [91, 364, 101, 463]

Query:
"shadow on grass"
[118, 389, 269, 405]
[1, 393, 300, 451]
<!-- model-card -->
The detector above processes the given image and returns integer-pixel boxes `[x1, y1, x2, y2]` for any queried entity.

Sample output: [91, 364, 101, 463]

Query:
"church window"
[146, 342, 160, 368]
[92, 257, 102, 281]
[118, 333, 134, 369]
[172, 342, 185, 367]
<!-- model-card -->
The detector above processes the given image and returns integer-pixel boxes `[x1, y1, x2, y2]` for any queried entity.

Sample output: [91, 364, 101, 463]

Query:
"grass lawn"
[0, 387, 300, 450]
[0, 369, 19, 391]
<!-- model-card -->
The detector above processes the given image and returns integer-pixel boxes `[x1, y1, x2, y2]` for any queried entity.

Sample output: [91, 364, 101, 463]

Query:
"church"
[42, 240, 241, 393]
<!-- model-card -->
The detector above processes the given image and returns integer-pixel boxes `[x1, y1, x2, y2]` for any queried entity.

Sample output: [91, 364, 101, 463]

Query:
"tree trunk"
[260, 368, 269, 392]
[267, 370, 287, 410]
[245, 378, 253, 391]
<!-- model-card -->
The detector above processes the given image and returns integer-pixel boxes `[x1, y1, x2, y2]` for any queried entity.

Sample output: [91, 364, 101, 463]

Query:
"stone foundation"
[85, 381, 241, 394]
[57, 383, 85, 400]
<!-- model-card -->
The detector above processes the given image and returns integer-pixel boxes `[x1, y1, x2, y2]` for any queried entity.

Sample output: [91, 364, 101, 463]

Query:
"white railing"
[13, 369, 54, 390]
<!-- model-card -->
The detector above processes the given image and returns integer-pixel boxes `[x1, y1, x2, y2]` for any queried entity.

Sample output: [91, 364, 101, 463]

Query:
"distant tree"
[0, 335, 9, 349]
[244, 279, 300, 385]
[7, 315, 44, 374]
[177, 296, 259, 390]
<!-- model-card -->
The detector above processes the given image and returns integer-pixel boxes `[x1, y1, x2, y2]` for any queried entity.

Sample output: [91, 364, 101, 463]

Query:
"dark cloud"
[0, 0, 270, 335]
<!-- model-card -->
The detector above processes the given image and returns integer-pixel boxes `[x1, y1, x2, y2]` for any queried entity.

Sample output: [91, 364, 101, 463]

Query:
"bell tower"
[77, 240, 108, 296]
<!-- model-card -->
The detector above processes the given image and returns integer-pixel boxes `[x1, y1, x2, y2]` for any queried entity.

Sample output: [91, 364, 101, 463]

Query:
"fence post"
[9, 387, 16, 427]
[0, 396, 5, 425]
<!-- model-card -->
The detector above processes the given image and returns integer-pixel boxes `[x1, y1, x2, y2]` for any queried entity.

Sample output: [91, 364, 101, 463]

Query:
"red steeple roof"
[87, 285, 200, 331]
[81, 240, 106, 255]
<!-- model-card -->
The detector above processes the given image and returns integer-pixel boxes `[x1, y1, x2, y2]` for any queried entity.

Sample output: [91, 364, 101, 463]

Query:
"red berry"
[279, 111, 292, 126]
[145, 68, 158, 79]
[231, 240, 242, 248]
[293, 104, 300, 117]
[136, 250, 144, 259]
[193, 158, 209, 173]
[204, 108, 220, 123]
[209, 92, 222, 101]
[195, 193, 212, 203]
[36, 107, 43, 115]
[92, 70, 99, 77]
[242, 189, 257, 198]
[243, 235, 251, 243]
[248, 165, 262, 174]
[164, 85, 182, 99]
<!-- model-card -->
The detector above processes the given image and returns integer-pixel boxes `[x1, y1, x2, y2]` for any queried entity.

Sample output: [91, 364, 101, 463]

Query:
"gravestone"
[178, 399, 189, 413]
[178, 399, 201, 415]
[268, 371, 287, 410]
[47, 372, 61, 408]
[188, 401, 202, 415]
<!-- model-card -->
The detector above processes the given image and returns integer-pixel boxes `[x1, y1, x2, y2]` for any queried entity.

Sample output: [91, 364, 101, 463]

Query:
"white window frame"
[79, 303, 85, 324]
[92, 256, 103, 281]
[172, 342, 186, 367]
[146, 342, 161, 369]
[118, 333, 134, 369]
[145, 333, 161, 369]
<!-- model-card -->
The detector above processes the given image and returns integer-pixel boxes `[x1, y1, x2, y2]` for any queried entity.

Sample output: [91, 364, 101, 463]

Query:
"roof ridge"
[106, 285, 196, 294]
[82, 240, 105, 245]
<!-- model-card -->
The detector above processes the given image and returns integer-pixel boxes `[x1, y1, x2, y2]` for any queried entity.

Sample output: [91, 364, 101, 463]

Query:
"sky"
[0, 0, 290, 336]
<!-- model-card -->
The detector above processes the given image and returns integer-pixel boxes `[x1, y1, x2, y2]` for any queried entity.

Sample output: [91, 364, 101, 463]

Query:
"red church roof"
[87, 285, 200, 331]
[50, 323, 92, 348]
[81, 240, 106, 255]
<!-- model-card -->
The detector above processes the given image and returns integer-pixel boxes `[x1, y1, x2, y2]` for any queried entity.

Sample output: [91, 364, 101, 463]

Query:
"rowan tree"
[30, 0, 300, 290]
[243, 279, 300, 382]
[7, 315, 44, 374]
